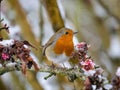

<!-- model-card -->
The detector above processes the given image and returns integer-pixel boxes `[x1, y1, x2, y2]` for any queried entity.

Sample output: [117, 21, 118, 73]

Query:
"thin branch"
[0, 27, 9, 32]
[39, 65, 83, 77]
[0, 64, 21, 75]
[0, 64, 84, 80]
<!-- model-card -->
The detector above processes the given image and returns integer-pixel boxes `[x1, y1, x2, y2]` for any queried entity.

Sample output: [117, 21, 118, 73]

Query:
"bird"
[42, 27, 77, 65]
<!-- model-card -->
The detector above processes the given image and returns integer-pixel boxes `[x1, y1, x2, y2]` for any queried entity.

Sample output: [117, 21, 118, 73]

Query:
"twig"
[0, 64, 21, 75]
[0, 27, 9, 31]
[0, 24, 9, 33]
[44, 73, 56, 80]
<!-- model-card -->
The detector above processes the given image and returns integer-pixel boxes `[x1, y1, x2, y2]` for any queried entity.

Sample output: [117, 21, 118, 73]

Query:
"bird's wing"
[42, 41, 54, 56]
[42, 28, 64, 56]
[42, 34, 57, 56]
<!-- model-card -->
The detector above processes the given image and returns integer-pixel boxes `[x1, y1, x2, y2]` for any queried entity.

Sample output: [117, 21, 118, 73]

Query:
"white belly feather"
[45, 45, 69, 64]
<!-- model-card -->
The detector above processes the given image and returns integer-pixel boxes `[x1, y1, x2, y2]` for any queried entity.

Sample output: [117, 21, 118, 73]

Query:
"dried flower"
[75, 42, 89, 53]
[84, 69, 111, 90]
[111, 67, 120, 89]
[0, 39, 39, 75]
[70, 42, 90, 65]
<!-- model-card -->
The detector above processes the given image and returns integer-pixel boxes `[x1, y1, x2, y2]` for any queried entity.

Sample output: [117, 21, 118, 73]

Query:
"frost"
[104, 84, 113, 89]
[0, 39, 14, 46]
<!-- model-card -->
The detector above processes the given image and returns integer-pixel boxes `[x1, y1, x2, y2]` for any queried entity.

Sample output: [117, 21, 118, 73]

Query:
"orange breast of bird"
[53, 32, 74, 56]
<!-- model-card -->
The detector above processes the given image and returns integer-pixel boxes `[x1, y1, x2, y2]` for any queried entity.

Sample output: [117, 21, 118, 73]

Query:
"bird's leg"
[51, 61, 56, 71]
[61, 61, 72, 68]
[62, 63, 66, 68]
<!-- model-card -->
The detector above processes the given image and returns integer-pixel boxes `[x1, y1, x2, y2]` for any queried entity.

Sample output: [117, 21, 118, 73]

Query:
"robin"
[43, 27, 77, 65]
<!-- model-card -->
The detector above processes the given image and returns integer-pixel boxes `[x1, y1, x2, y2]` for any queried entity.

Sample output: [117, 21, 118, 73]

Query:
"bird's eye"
[65, 32, 69, 35]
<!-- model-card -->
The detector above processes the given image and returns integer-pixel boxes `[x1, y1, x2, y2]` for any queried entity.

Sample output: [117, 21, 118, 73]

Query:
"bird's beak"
[73, 32, 78, 34]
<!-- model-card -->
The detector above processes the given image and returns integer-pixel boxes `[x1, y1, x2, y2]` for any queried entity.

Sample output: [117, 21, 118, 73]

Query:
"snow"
[116, 67, 120, 77]
[108, 35, 120, 58]
[0, 39, 14, 46]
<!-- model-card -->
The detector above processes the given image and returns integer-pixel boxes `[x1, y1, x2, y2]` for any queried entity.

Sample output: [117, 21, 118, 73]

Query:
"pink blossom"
[80, 59, 95, 71]
[1, 53, 10, 60]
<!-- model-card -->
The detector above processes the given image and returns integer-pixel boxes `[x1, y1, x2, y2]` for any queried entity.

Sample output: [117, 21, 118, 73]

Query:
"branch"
[0, 64, 21, 75]
[0, 24, 9, 33]
[39, 65, 84, 80]
[41, 0, 64, 31]
[0, 64, 84, 81]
